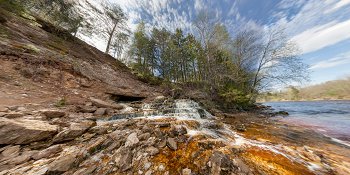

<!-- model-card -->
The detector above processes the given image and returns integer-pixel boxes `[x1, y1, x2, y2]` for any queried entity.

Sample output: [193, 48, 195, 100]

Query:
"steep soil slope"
[0, 9, 160, 108]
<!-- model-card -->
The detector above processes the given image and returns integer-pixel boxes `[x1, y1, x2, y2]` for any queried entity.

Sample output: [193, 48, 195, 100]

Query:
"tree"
[19, 0, 90, 36]
[110, 32, 129, 59]
[193, 10, 219, 82]
[100, 2, 127, 54]
[251, 27, 309, 94]
[129, 22, 152, 75]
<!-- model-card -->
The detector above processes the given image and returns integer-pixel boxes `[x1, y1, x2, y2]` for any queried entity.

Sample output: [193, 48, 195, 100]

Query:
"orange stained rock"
[241, 147, 315, 175]
[152, 138, 213, 175]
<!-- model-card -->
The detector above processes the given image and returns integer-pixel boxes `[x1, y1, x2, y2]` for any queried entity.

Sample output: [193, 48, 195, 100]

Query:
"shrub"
[55, 97, 66, 107]
[219, 87, 252, 110]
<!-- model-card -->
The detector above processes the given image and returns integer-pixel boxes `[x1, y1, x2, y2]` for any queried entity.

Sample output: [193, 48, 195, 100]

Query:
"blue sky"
[113, 0, 350, 85]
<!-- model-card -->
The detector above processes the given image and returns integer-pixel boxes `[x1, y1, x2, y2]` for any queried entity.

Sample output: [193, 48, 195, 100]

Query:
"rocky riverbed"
[0, 97, 349, 175]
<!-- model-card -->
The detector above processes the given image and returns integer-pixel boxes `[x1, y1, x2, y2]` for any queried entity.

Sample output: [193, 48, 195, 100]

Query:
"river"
[265, 100, 350, 146]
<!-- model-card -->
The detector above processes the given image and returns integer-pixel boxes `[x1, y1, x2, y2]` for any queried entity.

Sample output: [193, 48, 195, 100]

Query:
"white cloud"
[290, 19, 350, 54]
[270, 0, 350, 54]
[194, 0, 204, 12]
[325, 0, 350, 14]
[310, 51, 350, 69]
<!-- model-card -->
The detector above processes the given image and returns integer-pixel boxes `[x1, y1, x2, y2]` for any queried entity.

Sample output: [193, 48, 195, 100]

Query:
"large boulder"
[41, 110, 66, 119]
[53, 120, 96, 143]
[0, 118, 58, 145]
[90, 97, 124, 110]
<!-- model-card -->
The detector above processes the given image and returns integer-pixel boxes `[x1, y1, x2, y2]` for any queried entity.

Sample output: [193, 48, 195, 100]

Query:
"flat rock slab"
[53, 120, 96, 143]
[0, 118, 58, 145]
[41, 110, 66, 119]
[90, 98, 124, 110]
[3, 112, 24, 119]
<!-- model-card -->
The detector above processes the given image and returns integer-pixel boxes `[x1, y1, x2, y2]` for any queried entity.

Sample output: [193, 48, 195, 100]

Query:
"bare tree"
[251, 27, 309, 94]
[111, 32, 130, 59]
[193, 10, 219, 81]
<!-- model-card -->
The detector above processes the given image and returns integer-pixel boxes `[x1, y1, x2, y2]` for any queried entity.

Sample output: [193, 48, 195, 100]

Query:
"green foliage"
[55, 97, 66, 107]
[219, 86, 252, 109]
[259, 78, 350, 101]
[0, 0, 24, 14]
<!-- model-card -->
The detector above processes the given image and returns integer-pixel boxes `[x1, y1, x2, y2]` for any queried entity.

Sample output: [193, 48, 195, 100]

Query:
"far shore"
[257, 99, 350, 103]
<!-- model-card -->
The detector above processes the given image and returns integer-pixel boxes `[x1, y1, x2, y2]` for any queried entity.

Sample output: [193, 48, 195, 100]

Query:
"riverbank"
[1, 97, 349, 174]
[1, 7, 349, 175]
[257, 99, 350, 103]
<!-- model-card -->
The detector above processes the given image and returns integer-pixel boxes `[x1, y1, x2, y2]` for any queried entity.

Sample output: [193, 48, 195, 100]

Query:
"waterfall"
[107, 99, 328, 173]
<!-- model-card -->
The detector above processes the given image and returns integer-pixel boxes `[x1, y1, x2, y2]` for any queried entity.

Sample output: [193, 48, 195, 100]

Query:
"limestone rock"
[166, 138, 177, 150]
[209, 151, 235, 175]
[125, 132, 139, 147]
[53, 120, 96, 143]
[0, 106, 9, 112]
[41, 110, 66, 119]
[89, 125, 108, 135]
[47, 147, 82, 173]
[182, 168, 192, 175]
[145, 146, 159, 156]
[32, 144, 63, 160]
[158, 164, 165, 171]
[87, 137, 106, 154]
[114, 147, 133, 172]
[138, 132, 151, 141]
[6, 152, 32, 165]
[90, 97, 124, 109]
[3, 112, 24, 119]
[145, 170, 152, 175]
[0, 145, 21, 163]
[77, 105, 97, 113]
[94, 108, 106, 116]
[0, 118, 58, 144]
[144, 162, 152, 170]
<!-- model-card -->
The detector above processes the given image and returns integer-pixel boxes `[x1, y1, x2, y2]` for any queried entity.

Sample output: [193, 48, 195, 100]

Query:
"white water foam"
[112, 99, 325, 173]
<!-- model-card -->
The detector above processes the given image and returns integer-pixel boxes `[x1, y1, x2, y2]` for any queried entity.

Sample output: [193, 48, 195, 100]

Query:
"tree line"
[128, 11, 308, 107]
[0, 0, 309, 108]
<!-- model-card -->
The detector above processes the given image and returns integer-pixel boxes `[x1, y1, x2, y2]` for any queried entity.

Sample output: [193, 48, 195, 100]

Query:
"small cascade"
[106, 98, 333, 174]
[109, 99, 213, 120]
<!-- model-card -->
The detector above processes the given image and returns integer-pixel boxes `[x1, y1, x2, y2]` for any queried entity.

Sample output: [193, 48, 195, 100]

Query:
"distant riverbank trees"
[128, 11, 308, 109]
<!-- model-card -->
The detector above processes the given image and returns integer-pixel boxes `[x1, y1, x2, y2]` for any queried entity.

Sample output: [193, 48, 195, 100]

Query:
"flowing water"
[265, 100, 350, 146]
[107, 99, 345, 174]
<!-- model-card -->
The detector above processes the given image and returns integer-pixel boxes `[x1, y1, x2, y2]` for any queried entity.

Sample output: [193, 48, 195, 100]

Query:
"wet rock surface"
[0, 98, 348, 175]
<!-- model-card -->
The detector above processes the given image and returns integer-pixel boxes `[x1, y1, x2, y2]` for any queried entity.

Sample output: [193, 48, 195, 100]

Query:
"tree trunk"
[105, 23, 117, 54]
